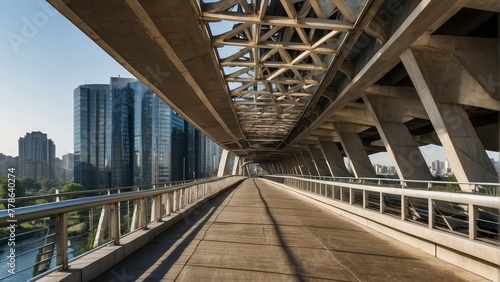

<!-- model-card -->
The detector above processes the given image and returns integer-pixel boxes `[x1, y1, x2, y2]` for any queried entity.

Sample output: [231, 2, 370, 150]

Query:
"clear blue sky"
[0, 1, 497, 166]
[0, 0, 132, 158]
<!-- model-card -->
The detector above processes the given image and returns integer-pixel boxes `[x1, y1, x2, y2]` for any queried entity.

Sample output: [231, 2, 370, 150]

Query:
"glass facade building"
[74, 77, 220, 189]
[74, 84, 110, 189]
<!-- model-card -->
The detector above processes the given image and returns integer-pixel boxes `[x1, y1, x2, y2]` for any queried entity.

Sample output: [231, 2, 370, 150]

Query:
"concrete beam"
[301, 150, 318, 176]
[293, 152, 305, 175]
[289, 0, 465, 148]
[217, 150, 230, 177]
[319, 141, 351, 177]
[48, 0, 245, 152]
[412, 36, 500, 110]
[401, 49, 498, 188]
[364, 95, 433, 180]
[309, 144, 332, 176]
[335, 125, 376, 178]
[232, 156, 241, 175]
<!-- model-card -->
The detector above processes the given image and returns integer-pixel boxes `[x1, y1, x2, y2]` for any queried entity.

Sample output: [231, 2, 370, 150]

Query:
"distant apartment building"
[62, 153, 74, 181]
[204, 138, 223, 174]
[0, 153, 18, 177]
[373, 164, 396, 176]
[18, 131, 56, 180]
[74, 77, 219, 189]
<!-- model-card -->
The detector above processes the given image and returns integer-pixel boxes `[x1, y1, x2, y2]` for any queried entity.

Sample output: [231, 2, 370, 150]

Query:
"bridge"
[1, 0, 499, 281]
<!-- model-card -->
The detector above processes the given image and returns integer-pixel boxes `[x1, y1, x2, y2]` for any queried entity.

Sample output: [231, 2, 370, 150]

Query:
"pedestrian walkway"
[93, 178, 485, 281]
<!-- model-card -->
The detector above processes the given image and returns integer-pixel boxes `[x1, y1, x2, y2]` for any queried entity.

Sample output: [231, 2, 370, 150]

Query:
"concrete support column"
[284, 158, 294, 174]
[296, 152, 311, 175]
[289, 155, 301, 175]
[272, 162, 280, 174]
[401, 49, 498, 188]
[336, 126, 376, 178]
[278, 161, 286, 174]
[231, 156, 241, 175]
[364, 95, 432, 180]
[319, 141, 351, 177]
[302, 150, 319, 176]
[309, 144, 332, 176]
[217, 150, 230, 177]
[294, 153, 305, 175]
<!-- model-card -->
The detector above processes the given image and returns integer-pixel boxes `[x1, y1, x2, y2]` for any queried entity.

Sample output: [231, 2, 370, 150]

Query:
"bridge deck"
[93, 179, 485, 281]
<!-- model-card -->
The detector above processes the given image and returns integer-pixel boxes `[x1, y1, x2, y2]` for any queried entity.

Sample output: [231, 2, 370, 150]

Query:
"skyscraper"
[109, 77, 136, 187]
[131, 80, 171, 185]
[74, 84, 110, 189]
[74, 77, 222, 189]
[18, 131, 56, 180]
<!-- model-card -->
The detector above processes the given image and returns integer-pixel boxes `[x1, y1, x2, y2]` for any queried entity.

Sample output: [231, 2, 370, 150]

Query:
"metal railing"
[273, 174, 500, 193]
[263, 175, 499, 247]
[0, 176, 245, 281]
[0, 177, 215, 207]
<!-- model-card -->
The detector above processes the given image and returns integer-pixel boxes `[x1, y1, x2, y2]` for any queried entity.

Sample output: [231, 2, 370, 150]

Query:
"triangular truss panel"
[198, 0, 363, 148]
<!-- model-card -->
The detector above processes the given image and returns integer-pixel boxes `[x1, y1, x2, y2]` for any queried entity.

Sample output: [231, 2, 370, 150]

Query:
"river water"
[0, 230, 79, 281]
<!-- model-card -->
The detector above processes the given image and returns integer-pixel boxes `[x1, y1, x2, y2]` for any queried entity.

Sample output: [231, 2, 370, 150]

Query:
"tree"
[22, 177, 41, 191]
[40, 178, 57, 192]
[60, 183, 84, 200]
[0, 176, 26, 208]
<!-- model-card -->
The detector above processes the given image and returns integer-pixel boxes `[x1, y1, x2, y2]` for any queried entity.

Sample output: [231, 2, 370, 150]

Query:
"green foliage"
[206, 170, 217, 177]
[0, 176, 26, 208]
[22, 177, 41, 191]
[60, 183, 84, 200]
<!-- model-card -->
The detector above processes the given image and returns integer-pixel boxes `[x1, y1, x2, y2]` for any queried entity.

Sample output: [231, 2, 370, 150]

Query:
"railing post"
[428, 198, 434, 229]
[178, 189, 182, 209]
[468, 203, 476, 240]
[340, 187, 344, 202]
[401, 195, 406, 220]
[56, 213, 68, 270]
[140, 198, 148, 230]
[379, 192, 384, 213]
[110, 202, 120, 245]
[55, 189, 60, 202]
[349, 188, 354, 204]
[363, 190, 368, 208]
[166, 192, 172, 215]
[154, 194, 162, 222]
[173, 190, 178, 211]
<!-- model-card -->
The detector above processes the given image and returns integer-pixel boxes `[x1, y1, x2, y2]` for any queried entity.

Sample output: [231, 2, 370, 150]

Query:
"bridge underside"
[90, 179, 483, 281]
[49, 0, 499, 184]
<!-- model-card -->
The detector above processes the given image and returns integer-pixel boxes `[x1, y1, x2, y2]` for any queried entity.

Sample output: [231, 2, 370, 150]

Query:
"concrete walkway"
[93, 179, 485, 281]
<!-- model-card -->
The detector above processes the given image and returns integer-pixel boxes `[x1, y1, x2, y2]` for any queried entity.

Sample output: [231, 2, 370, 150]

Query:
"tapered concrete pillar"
[401, 48, 498, 189]
[278, 161, 286, 174]
[302, 150, 319, 176]
[296, 152, 311, 175]
[287, 155, 299, 175]
[217, 150, 229, 177]
[285, 158, 297, 174]
[319, 141, 351, 177]
[274, 162, 281, 174]
[232, 156, 241, 175]
[292, 153, 304, 175]
[309, 144, 332, 176]
[336, 125, 376, 178]
[282, 159, 292, 174]
[364, 95, 432, 180]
